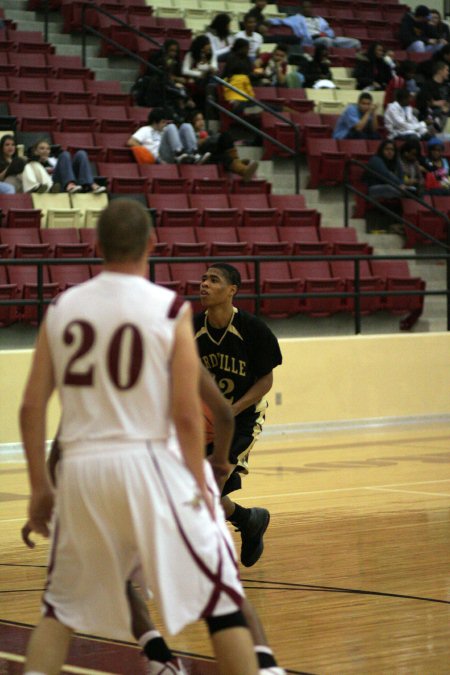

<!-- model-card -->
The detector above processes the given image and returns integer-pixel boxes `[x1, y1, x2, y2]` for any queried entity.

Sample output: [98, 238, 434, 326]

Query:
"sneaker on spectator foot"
[193, 152, 211, 165]
[174, 152, 191, 164]
[237, 507, 270, 567]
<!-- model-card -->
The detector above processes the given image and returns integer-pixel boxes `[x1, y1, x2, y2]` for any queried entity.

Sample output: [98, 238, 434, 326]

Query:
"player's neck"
[206, 303, 235, 328]
[103, 261, 147, 277]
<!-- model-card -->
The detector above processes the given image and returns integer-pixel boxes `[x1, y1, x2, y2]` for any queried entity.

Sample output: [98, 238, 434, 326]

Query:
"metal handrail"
[210, 75, 301, 194]
[2, 253, 449, 333]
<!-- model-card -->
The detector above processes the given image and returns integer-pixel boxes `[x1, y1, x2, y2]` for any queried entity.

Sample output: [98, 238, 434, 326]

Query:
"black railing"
[1, 254, 449, 334]
[344, 158, 450, 330]
[208, 75, 301, 194]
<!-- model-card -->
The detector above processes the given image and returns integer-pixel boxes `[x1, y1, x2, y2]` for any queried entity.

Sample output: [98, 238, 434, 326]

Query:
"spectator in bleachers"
[399, 5, 440, 53]
[254, 43, 303, 87]
[0, 134, 26, 193]
[429, 10, 450, 45]
[399, 139, 425, 194]
[423, 136, 450, 193]
[416, 60, 450, 134]
[298, 44, 333, 89]
[364, 139, 407, 200]
[182, 35, 218, 110]
[189, 109, 258, 180]
[127, 108, 210, 166]
[353, 43, 394, 91]
[416, 43, 450, 82]
[222, 39, 261, 116]
[384, 61, 419, 109]
[266, 0, 361, 50]
[333, 92, 380, 140]
[22, 139, 106, 194]
[206, 13, 234, 62]
[136, 39, 192, 108]
[233, 13, 264, 62]
[384, 89, 430, 140]
[247, 0, 269, 36]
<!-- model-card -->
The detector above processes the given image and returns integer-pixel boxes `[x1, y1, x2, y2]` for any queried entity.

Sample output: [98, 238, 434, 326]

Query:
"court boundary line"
[0, 651, 115, 674]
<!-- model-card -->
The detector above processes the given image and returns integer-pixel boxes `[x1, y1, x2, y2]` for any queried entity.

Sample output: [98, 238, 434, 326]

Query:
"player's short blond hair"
[97, 199, 152, 262]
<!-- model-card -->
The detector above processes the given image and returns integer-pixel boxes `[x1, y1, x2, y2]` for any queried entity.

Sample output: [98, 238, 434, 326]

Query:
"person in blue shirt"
[333, 92, 381, 140]
[267, 0, 361, 50]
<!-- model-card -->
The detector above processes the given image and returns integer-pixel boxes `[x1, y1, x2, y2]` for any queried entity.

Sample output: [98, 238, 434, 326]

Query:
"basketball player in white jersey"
[20, 199, 259, 675]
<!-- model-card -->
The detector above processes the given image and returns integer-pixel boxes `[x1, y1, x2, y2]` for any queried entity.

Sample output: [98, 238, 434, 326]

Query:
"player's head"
[200, 263, 241, 308]
[97, 199, 153, 263]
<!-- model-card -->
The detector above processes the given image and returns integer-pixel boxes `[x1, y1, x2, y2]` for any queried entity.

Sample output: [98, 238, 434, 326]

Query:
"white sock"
[24, 671, 46, 675]
[138, 629, 161, 649]
[255, 645, 274, 655]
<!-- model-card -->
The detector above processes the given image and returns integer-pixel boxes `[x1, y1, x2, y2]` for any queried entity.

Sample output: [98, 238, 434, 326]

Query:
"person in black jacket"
[353, 43, 393, 91]
[299, 44, 333, 88]
[364, 139, 407, 200]
[399, 5, 438, 53]
[416, 60, 450, 131]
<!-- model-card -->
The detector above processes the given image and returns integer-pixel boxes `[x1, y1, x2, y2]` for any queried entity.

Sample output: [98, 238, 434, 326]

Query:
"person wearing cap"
[384, 89, 431, 140]
[127, 108, 210, 165]
[399, 5, 441, 53]
[423, 137, 450, 193]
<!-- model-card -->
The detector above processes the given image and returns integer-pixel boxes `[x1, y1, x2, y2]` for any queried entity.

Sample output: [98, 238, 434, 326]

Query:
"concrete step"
[0, 0, 28, 9]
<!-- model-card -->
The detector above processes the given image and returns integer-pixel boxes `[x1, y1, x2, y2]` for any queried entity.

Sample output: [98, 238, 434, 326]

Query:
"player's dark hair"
[97, 199, 152, 263]
[208, 263, 241, 288]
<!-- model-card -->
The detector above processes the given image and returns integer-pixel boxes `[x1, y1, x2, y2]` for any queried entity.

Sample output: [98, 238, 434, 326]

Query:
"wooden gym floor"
[1, 422, 449, 674]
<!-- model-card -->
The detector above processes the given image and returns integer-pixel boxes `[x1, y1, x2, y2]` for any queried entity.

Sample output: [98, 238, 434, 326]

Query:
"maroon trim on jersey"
[167, 295, 185, 319]
[150, 450, 243, 616]
[42, 519, 60, 611]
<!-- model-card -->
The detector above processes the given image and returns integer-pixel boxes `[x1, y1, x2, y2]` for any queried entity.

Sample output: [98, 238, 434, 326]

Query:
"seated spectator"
[384, 89, 430, 140]
[416, 43, 450, 82]
[182, 35, 218, 110]
[416, 60, 450, 134]
[22, 139, 106, 194]
[132, 39, 192, 109]
[333, 92, 380, 140]
[222, 39, 261, 116]
[206, 13, 233, 62]
[267, 0, 361, 50]
[429, 9, 450, 45]
[399, 139, 425, 194]
[126, 108, 210, 165]
[298, 44, 333, 89]
[399, 5, 439, 53]
[233, 12, 263, 62]
[364, 139, 407, 200]
[247, 0, 269, 36]
[0, 134, 26, 193]
[254, 44, 303, 87]
[189, 109, 258, 180]
[384, 61, 419, 109]
[423, 136, 450, 193]
[353, 43, 394, 91]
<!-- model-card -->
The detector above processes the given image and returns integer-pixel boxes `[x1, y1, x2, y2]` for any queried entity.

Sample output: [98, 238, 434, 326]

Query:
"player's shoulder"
[193, 309, 206, 331]
[235, 308, 275, 336]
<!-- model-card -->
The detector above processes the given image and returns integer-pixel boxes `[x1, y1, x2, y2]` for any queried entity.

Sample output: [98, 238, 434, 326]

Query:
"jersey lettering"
[201, 352, 247, 378]
[63, 320, 144, 390]
[217, 377, 235, 401]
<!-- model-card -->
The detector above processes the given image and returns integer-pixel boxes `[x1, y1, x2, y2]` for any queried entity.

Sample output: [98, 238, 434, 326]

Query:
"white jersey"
[46, 271, 185, 447]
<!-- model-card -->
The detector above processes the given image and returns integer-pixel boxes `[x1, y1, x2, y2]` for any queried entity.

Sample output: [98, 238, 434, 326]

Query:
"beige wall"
[1, 333, 449, 444]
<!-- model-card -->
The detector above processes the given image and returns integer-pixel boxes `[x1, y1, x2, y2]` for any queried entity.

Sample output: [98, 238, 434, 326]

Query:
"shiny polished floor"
[1, 423, 449, 674]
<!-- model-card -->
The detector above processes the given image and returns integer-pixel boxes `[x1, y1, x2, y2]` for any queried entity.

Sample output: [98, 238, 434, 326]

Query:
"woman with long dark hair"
[353, 42, 393, 91]
[182, 35, 218, 110]
[364, 139, 406, 199]
[0, 134, 27, 193]
[206, 13, 233, 61]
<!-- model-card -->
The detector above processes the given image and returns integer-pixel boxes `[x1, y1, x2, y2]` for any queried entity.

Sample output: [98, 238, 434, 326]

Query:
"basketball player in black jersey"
[194, 263, 282, 567]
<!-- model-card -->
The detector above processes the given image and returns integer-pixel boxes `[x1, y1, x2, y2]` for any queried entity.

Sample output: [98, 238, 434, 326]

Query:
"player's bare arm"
[19, 322, 56, 538]
[231, 371, 274, 417]
[171, 304, 209, 502]
[200, 367, 234, 491]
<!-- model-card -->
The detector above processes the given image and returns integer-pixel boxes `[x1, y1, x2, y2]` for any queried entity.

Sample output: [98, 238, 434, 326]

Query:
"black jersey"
[193, 308, 282, 435]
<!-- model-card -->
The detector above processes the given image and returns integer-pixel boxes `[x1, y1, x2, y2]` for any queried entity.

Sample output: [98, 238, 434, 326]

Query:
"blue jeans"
[53, 150, 94, 188]
[158, 123, 198, 162]
[314, 36, 361, 50]
[0, 181, 15, 194]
